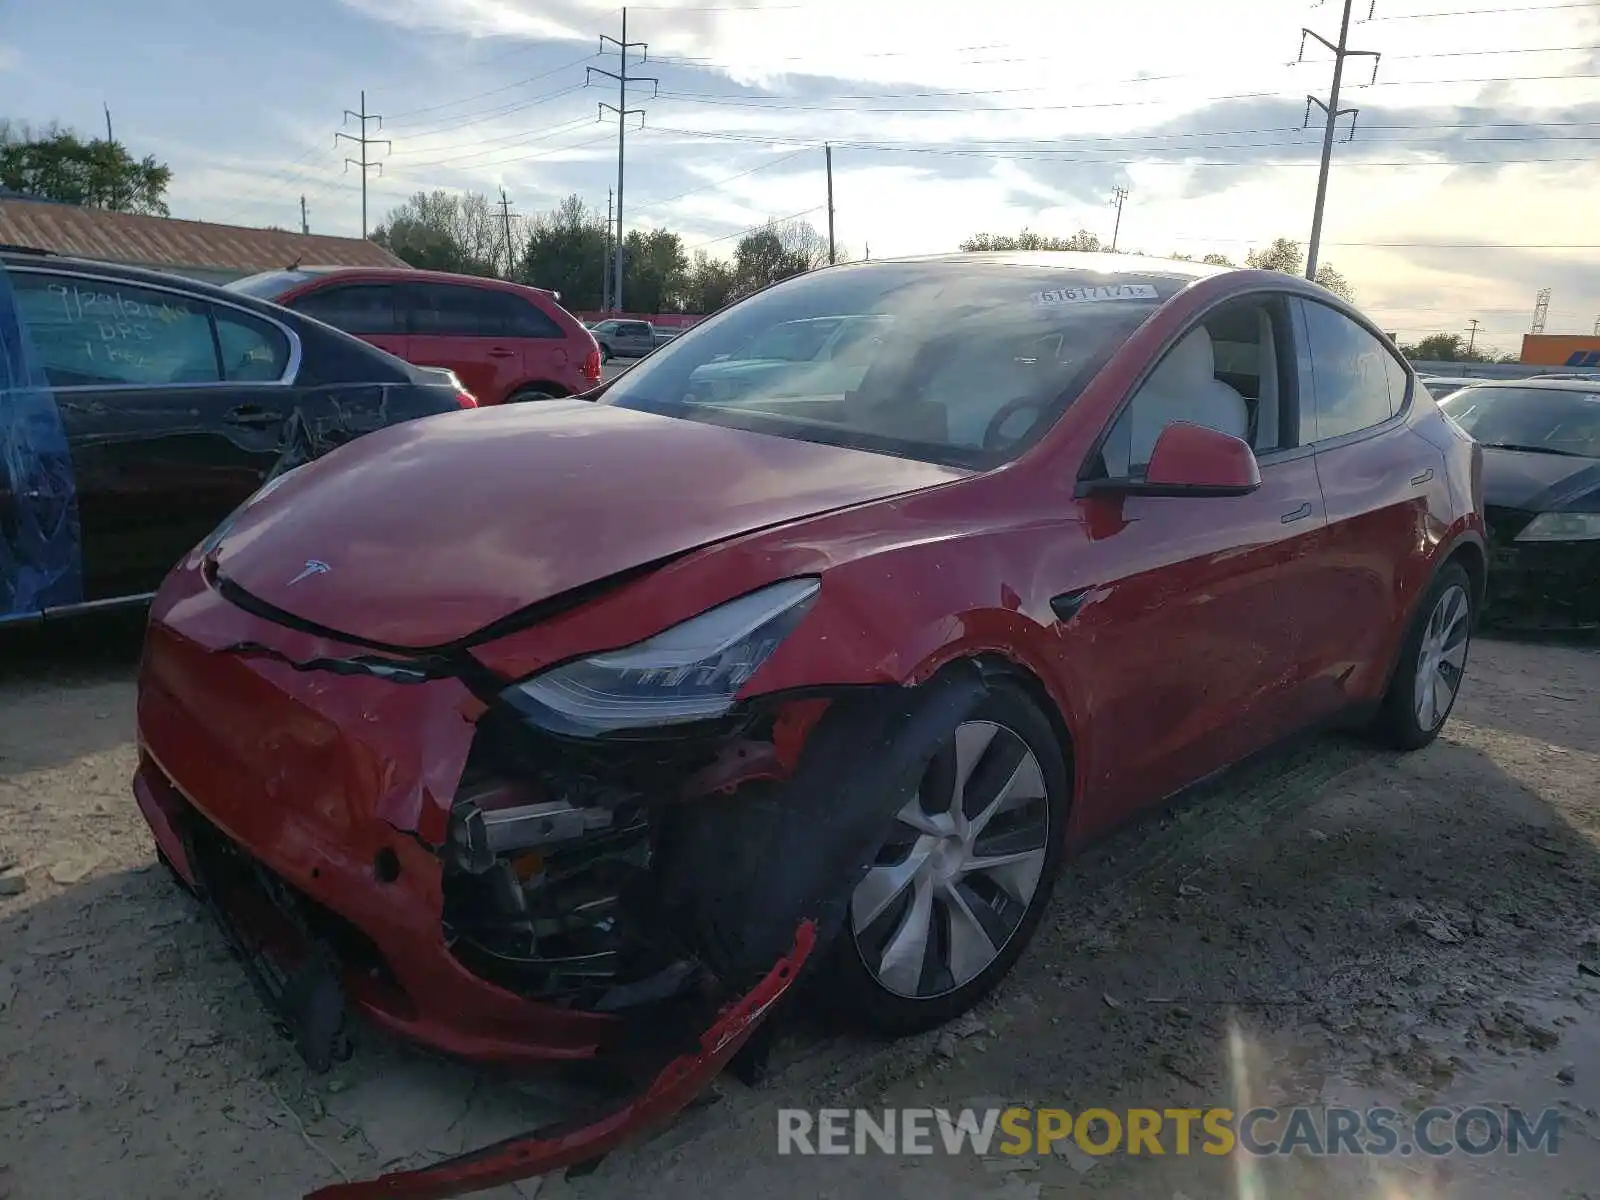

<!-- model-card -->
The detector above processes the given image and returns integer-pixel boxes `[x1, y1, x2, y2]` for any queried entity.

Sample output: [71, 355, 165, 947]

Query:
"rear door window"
[10, 270, 219, 387]
[291, 284, 400, 336]
[409, 283, 514, 337]
[1298, 299, 1399, 442]
[503, 296, 565, 339]
[215, 307, 292, 382]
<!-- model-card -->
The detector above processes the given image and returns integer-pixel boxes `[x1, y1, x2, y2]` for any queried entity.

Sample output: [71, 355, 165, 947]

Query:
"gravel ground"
[2, 620, 1597, 1200]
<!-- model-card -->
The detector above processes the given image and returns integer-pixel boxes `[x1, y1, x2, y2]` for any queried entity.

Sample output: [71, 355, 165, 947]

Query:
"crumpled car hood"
[212, 400, 965, 648]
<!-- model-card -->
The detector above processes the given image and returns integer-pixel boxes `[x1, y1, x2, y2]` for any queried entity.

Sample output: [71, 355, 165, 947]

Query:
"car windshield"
[1440, 386, 1600, 458]
[224, 269, 327, 299]
[600, 261, 1178, 468]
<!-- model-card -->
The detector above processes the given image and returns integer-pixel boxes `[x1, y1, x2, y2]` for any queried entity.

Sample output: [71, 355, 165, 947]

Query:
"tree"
[517, 194, 609, 310]
[371, 190, 501, 276]
[1396, 333, 1489, 363]
[1200, 252, 1235, 266]
[1244, 237, 1354, 302]
[959, 228, 1103, 252]
[0, 121, 172, 215]
[727, 217, 832, 299]
[621, 227, 690, 313]
[684, 250, 737, 314]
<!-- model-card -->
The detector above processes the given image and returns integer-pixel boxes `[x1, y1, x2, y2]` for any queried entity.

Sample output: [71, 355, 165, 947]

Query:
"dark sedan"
[1439, 379, 1600, 626]
[0, 248, 473, 628]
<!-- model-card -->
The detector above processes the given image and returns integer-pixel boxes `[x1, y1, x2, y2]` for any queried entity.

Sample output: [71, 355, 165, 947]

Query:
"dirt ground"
[2, 619, 1598, 1200]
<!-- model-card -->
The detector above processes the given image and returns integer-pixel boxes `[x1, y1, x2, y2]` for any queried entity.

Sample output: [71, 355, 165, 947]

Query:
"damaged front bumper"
[305, 921, 815, 1200]
[134, 575, 989, 1198]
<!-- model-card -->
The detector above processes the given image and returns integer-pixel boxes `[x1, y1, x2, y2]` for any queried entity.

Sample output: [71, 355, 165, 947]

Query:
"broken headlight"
[502, 578, 820, 736]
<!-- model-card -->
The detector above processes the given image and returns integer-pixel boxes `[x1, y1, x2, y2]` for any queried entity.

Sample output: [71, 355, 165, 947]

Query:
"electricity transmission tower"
[1109, 186, 1129, 252]
[499, 189, 518, 278]
[1531, 289, 1551, 334]
[1299, 0, 1381, 280]
[588, 9, 657, 312]
[336, 91, 390, 239]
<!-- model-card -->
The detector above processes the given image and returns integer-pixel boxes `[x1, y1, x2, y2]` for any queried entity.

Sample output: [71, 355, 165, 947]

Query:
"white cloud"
[159, 0, 1600, 347]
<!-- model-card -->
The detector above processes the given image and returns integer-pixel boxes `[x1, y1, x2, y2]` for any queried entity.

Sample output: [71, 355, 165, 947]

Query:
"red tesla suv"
[134, 253, 1484, 1198]
[226, 267, 603, 405]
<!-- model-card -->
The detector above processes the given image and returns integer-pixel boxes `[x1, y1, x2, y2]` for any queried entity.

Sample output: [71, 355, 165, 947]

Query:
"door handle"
[1281, 501, 1314, 524]
[1410, 468, 1434, 486]
[226, 405, 279, 428]
[487, 348, 517, 359]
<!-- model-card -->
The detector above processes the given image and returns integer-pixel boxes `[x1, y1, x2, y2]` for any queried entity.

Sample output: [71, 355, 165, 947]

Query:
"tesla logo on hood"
[286, 559, 331, 587]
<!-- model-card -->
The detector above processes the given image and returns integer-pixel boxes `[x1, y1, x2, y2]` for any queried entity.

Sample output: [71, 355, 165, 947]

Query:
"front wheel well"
[969, 653, 1077, 791]
[1444, 538, 1487, 615]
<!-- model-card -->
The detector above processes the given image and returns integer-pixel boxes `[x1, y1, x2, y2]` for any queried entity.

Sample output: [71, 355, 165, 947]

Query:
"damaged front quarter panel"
[301, 661, 990, 1200]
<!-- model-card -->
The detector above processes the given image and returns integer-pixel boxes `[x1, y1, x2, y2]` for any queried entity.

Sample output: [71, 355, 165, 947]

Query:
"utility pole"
[300, 195, 310, 235]
[1109, 185, 1130, 252]
[1299, 0, 1381, 281]
[104, 104, 114, 143]
[1465, 319, 1480, 355]
[499, 188, 517, 278]
[336, 91, 390, 240]
[825, 144, 836, 265]
[602, 189, 614, 311]
[588, 10, 657, 313]
[1592, 314, 1599, 336]
[1531, 288, 1551, 334]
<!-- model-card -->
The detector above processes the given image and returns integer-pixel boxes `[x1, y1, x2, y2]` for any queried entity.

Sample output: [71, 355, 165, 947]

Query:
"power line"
[1366, 1, 1600, 18]
[388, 83, 592, 143]
[640, 123, 1600, 166]
[588, 7, 658, 311]
[335, 91, 391, 239]
[647, 67, 1600, 113]
[385, 53, 600, 124]
[686, 204, 827, 250]
[629, 147, 810, 213]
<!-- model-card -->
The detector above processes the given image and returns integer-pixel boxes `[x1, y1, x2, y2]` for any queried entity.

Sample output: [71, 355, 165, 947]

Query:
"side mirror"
[1082, 422, 1262, 498]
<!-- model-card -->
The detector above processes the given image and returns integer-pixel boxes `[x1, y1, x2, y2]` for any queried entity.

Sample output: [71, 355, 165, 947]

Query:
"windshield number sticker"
[1031, 284, 1159, 307]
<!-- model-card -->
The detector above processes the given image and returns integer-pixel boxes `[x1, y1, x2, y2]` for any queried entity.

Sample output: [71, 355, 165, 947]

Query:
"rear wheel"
[508, 387, 559, 403]
[819, 682, 1069, 1036]
[1371, 561, 1473, 751]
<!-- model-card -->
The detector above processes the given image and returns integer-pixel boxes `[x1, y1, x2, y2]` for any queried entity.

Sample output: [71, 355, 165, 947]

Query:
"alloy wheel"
[850, 720, 1051, 1000]
[1414, 582, 1471, 731]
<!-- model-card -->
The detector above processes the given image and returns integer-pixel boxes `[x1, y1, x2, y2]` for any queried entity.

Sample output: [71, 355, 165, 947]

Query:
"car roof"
[861, 249, 1230, 282]
[0, 250, 307, 313]
[1450, 378, 1600, 393]
[270, 265, 557, 296]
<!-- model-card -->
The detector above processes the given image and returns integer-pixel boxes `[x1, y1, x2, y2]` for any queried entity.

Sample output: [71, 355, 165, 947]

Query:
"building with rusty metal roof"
[0, 194, 408, 285]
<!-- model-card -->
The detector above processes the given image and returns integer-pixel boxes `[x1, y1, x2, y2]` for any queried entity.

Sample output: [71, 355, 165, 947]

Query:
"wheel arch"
[509, 380, 571, 400]
[965, 652, 1079, 804]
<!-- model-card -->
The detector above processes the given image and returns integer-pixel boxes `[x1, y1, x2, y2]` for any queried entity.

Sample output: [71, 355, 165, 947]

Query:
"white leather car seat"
[1124, 326, 1251, 470]
[1253, 309, 1280, 452]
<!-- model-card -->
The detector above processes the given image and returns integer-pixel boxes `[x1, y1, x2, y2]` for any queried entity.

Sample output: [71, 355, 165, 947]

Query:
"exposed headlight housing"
[502, 579, 821, 736]
[1515, 512, 1600, 543]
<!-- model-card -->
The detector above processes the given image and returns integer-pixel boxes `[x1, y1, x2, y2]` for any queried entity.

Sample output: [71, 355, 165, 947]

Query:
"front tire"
[818, 682, 1069, 1037]
[1370, 561, 1473, 751]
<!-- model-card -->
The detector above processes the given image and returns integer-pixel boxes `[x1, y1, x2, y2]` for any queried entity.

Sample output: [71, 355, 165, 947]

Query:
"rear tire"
[1370, 561, 1474, 751]
[508, 388, 559, 403]
[816, 681, 1069, 1037]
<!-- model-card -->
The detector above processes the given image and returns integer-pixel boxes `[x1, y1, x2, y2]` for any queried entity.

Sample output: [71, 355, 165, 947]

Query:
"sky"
[3, 0, 1599, 353]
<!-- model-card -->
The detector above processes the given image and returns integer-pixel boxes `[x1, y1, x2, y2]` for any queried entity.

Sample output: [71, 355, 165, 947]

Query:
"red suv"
[226, 267, 602, 405]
